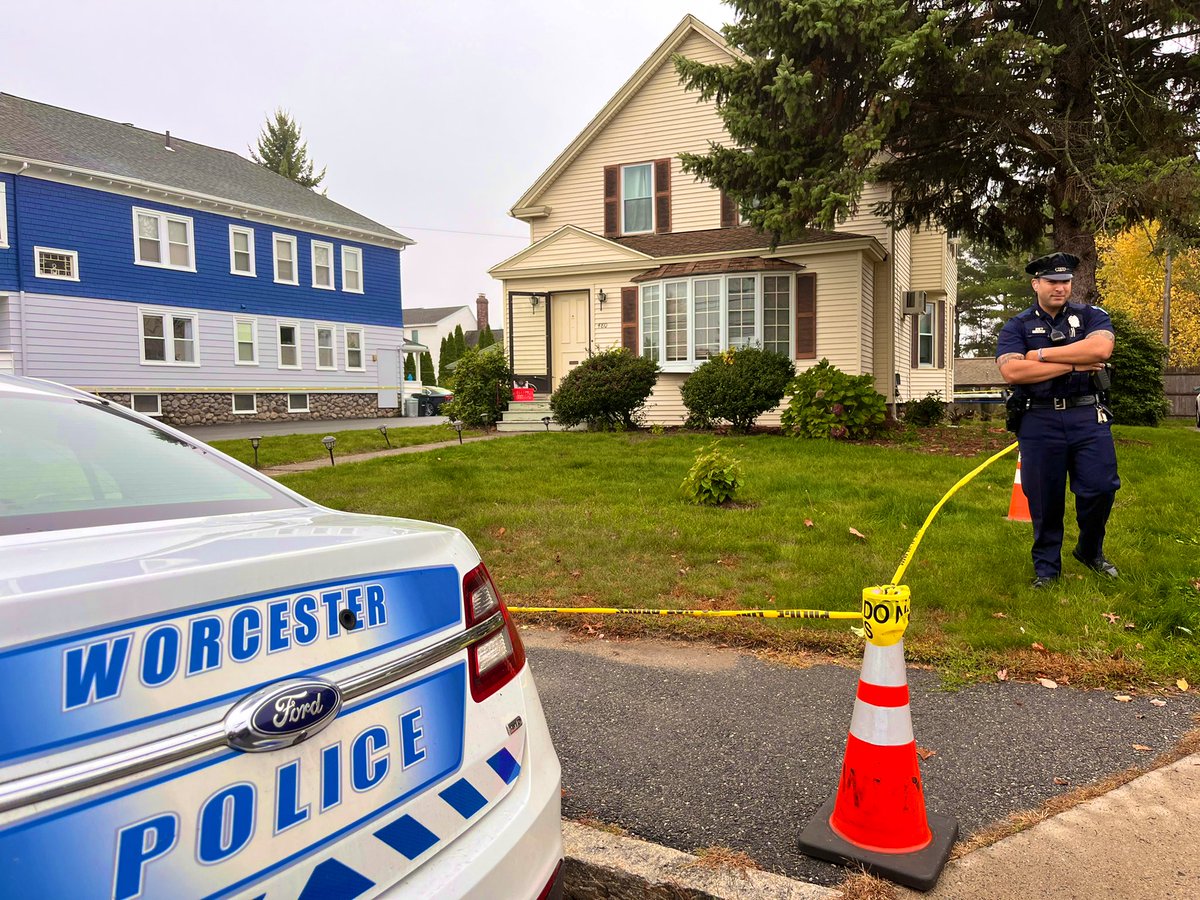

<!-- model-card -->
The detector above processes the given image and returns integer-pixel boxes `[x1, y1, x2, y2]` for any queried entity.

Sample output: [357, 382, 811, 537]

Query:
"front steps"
[495, 396, 580, 432]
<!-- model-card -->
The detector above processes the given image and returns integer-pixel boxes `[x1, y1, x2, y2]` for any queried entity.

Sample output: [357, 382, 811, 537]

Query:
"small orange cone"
[1005, 453, 1031, 522]
[798, 586, 957, 891]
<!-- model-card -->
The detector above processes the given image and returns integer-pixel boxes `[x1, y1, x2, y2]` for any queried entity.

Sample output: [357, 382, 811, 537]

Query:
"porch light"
[597, 289, 607, 306]
[530, 294, 541, 309]
[321, 435, 336, 467]
[248, 435, 262, 469]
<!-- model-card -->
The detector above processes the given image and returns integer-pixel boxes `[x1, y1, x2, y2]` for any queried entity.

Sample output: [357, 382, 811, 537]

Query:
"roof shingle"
[0, 93, 407, 242]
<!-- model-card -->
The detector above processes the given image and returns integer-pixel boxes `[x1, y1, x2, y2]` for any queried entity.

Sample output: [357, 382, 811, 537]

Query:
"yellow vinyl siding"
[508, 292, 549, 374]
[910, 227, 950, 295]
[861, 258, 875, 373]
[532, 32, 733, 243]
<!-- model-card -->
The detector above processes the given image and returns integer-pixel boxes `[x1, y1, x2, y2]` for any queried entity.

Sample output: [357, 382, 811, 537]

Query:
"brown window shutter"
[719, 190, 737, 228]
[604, 166, 619, 238]
[654, 158, 671, 234]
[937, 300, 946, 369]
[621, 286, 639, 352]
[795, 274, 816, 359]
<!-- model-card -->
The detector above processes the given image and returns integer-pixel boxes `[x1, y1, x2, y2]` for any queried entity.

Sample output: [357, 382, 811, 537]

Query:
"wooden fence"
[1165, 367, 1200, 419]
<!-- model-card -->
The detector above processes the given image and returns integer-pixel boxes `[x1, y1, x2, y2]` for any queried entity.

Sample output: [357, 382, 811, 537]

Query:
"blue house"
[0, 93, 419, 425]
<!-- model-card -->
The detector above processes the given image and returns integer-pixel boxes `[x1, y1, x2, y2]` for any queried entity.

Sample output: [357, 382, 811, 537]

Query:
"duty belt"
[1027, 394, 1099, 410]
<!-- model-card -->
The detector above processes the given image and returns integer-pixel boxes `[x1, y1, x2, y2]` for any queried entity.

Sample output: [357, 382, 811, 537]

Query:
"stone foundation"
[98, 392, 400, 427]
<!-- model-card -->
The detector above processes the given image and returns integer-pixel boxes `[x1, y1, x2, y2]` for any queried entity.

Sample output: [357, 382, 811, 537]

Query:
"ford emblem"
[224, 678, 343, 752]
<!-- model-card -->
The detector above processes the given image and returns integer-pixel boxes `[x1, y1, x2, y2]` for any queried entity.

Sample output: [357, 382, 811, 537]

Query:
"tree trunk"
[1053, 213, 1099, 306]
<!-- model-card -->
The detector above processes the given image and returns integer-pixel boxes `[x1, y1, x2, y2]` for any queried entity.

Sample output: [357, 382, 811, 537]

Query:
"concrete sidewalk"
[177, 415, 447, 442]
[259, 433, 510, 475]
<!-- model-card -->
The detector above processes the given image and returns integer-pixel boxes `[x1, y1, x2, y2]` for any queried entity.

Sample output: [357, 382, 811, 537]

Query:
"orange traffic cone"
[1005, 453, 1032, 522]
[798, 586, 957, 891]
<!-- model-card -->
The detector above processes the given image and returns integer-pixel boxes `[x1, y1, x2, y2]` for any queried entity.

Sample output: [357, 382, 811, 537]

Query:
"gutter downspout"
[13, 162, 28, 376]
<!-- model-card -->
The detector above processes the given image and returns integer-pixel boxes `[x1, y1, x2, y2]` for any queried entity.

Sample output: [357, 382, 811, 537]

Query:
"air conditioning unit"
[902, 290, 928, 316]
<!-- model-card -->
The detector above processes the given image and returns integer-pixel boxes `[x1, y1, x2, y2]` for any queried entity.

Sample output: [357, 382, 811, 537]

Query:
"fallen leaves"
[1053, 776, 1070, 786]
[1031, 642, 1046, 651]
[496, 526, 507, 537]
[1179, 679, 1190, 692]
[992, 612, 1008, 619]
[1101, 612, 1120, 624]
[916, 746, 937, 760]
[803, 518, 814, 529]
[1114, 695, 1132, 702]
[1132, 744, 1153, 752]
[1038, 678, 1059, 689]
[1150, 698, 1167, 707]
[848, 527, 867, 540]
[996, 668, 1008, 682]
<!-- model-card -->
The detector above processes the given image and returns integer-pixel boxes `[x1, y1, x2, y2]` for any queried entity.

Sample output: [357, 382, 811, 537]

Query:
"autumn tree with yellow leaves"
[1097, 224, 1200, 368]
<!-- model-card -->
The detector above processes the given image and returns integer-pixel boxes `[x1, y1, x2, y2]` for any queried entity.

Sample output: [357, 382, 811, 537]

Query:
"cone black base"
[797, 793, 958, 892]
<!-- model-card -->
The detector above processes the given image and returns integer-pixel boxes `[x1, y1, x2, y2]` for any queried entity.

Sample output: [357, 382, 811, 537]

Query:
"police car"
[0, 375, 564, 899]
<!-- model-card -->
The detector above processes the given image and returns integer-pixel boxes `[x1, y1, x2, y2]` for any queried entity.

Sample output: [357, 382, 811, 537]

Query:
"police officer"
[996, 252, 1120, 588]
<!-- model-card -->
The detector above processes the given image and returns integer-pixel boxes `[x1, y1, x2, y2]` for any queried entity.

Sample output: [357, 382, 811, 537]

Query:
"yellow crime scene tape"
[507, 441, 1020, 637]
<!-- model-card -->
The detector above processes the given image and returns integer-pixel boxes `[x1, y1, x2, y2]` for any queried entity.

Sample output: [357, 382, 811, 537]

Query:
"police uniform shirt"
[995, 302, 1113, 401]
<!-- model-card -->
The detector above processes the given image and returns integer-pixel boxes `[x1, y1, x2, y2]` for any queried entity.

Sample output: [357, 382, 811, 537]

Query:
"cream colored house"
[489, 15, 956, 423]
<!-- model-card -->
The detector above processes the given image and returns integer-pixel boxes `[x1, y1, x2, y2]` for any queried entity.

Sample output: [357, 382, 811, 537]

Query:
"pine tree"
[453, 325, 467, 359]
[956, 240, 1048, 358]
[404, 353, 416, 380]
[249, 109, 327, 190]
[677, 1, 1200, 304]
[419, 351, 436, 385]
[476, 324, 495, 349]
[438, 335, 456, 386]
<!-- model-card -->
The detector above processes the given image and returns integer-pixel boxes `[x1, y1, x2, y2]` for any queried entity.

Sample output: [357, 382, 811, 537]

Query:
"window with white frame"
[622, 163, 653, 234]
[234, 318, 258, 365]
[273, 234, 298, 284]
[35, 247, 79, 281]
[229, 225, 255, 276]
[134, 208, 194, 270]
[277, 323, 300, 368]
[639, 272, 794, 371]
[345, 328, 365, 371]
[0, 182, 8, 248]
[131, 394, 162, 416]
[917, 306, 935, 367]
[315, 325, 336, 370]
[287, 393, 309, 413]
[232, 393, 257, 415]
[140, 310, 199, 365]
[311, 241, 334, 289]
[341, 246, 363, 293]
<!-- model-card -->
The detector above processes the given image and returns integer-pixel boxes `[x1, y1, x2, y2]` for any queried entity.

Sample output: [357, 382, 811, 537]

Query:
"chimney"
[476, 293, 489, 330]
[164, 130, 174, 152]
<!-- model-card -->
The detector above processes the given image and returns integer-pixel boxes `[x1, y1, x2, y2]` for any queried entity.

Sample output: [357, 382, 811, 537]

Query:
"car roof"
[0, 373, 100, 402]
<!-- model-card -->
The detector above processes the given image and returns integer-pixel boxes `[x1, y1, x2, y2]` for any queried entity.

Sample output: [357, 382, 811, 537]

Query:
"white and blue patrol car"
[0, 374, 564, 899]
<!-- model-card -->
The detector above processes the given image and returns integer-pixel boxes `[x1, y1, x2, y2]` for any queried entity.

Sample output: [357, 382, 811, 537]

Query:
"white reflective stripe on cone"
[848, 700, 916, 746]
[859, 640, 908, 687]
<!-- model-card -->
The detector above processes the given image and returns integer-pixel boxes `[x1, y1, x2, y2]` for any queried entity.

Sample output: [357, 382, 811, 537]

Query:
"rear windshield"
[0, 394, 305, 534]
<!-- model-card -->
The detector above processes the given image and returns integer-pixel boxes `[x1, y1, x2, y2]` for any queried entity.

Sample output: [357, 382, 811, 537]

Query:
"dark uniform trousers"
[1017, 405, 1120, 578]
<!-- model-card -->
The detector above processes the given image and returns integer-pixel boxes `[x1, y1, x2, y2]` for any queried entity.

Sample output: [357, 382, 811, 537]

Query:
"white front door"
[552, 292, 589, 390]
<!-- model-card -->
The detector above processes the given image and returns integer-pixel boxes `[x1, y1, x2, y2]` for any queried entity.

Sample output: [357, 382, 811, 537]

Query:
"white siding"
[17, 292, 407, 392]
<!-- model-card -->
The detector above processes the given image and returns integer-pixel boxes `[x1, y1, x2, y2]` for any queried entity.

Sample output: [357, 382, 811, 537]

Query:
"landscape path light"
[321, 435, 336, 467]
[449, 419, 465, 445]
[378, 425, 391, 448]
[248, 436, 262, 469]
[541, 416, 552, 432]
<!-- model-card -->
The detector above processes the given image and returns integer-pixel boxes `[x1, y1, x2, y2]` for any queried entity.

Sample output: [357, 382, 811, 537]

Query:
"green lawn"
[276, 425, 1200, 686]
[209, 423, 485, 469]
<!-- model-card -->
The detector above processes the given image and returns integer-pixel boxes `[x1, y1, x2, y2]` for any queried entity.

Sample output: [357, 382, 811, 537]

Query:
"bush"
[680, 442, 743, 506]
[550, 348, 659, 430]
[780, 359, 887, 440]
[903, 391, 947, 427]
[1107, 308, 1170, 426]
[440, 345, 511, 427]
[681, 347, 795, 432]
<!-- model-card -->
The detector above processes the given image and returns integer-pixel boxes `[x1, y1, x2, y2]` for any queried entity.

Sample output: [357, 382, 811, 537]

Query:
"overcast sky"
[5, 0, 737, 326]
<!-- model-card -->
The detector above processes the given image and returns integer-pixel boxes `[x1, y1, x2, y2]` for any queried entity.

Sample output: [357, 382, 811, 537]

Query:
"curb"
[562, 821, 838, 900]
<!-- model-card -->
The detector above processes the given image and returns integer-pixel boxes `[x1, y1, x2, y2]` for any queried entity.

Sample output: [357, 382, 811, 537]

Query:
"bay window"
[639, 272, 798, 371]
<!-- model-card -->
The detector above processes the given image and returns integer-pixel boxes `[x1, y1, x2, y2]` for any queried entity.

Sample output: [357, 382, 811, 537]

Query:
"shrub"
[780, 359, 887, 440]
[680, 442, 743, 506]
[1107, 308, 1170, 426]
[550, 348, 659, 430]
[681, 347, 795, 432]
[903, 391, 947, 427]
[440, 345, 511, 427]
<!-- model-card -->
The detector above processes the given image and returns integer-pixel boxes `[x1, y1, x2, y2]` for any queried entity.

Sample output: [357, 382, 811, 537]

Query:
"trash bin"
[416, 395, 433, 417]
[404, 396, 419, 418]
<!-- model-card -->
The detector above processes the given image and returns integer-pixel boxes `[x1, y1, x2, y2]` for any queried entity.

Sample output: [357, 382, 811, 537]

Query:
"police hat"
[1025, 252, 1079, 281]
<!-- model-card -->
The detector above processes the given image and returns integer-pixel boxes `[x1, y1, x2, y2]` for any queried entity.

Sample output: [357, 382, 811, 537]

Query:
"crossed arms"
[997, 331, 1114, 385]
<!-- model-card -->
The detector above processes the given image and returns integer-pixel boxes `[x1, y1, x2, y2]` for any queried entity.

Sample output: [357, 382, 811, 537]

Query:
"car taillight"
[463, 563, 526, 702]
